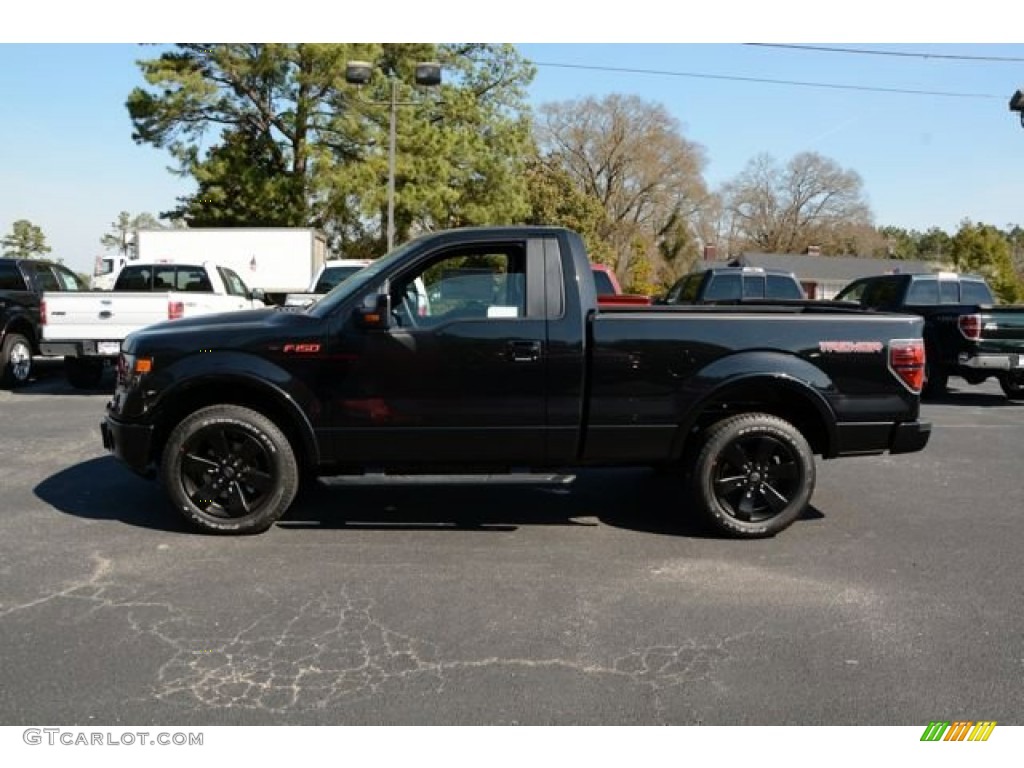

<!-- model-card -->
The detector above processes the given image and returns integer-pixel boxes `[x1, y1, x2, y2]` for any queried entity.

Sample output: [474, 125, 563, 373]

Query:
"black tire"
[64, 357, 105, 389]
[691, 413, 815, 538]
[1, 332, 32, 388]
[160, 404, 299, 534]
[999, 373, 1024, 401]
[922, 360, 948, 399]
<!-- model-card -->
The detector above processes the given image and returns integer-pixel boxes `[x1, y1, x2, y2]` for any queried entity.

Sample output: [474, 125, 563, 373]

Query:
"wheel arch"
[671, 372, 838, 463]
[149, 375, 320, 471]
[2, 317, 37, 352]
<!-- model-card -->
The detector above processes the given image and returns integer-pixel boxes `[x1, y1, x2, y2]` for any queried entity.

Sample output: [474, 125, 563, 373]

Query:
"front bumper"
[101, 415, 155, 477]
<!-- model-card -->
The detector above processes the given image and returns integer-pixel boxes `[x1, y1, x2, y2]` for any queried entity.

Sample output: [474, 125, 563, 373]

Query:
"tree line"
[5, 44, 1022, 302]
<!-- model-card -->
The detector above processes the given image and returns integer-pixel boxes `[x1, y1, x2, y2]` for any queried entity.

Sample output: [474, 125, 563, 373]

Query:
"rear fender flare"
[670, 352, 839, 460]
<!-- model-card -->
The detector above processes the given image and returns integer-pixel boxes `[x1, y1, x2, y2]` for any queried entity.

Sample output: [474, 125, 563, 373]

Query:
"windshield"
[308, 238, 425, 318]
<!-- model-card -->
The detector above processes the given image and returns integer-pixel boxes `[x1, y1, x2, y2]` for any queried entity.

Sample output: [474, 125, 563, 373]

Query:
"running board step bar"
[318, 473, 576, 487]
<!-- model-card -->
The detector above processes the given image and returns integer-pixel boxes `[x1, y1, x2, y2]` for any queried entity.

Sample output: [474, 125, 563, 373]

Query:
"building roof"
[726, 252, 937, 282]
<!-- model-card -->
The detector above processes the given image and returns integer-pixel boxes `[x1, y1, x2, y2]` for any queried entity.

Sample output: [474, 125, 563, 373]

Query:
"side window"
[836, 280, 867, 304]
[53, 265, 85, 291]
[219, 267, 249, 297]
[0, 263, 27, 290]
[592, 269, 616, 295]
[904, 278, 939, 306]
[703, 273, 742, 301]
[961, 280, 994, 305]
[938, 280, 960, 304]
[767, 275, 804, 299]
[680, 275, 701, 302]
[29, 263, 60, 291]
[862, 277, 904, 309]
[742, 275, 765, 299]
[390, 245, 527, 327]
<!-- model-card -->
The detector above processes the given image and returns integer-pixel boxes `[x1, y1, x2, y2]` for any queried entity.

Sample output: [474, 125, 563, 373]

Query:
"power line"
[531, 61, 1002, 99]
[745, 43, 1024, 63]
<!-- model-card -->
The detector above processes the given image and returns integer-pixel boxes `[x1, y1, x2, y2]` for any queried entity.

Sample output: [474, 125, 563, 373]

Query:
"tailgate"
[975, 308, 1024, 365]
[42, 292, 173, 341]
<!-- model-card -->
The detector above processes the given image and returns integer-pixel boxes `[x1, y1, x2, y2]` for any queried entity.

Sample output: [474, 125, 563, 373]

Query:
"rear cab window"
[904, 278, 939, 306]
[766, 275, 804, 299]
[961, 280, 994, 305]
[704, 273, 742, 301]
[0, 263, 27, 291]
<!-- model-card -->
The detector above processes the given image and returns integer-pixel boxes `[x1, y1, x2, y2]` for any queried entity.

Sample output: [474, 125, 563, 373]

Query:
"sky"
[2, 3, 1023, 276]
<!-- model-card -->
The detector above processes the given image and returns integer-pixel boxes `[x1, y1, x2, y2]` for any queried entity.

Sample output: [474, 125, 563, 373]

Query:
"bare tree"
[536, 94, 709, 290]
[723, 152, 872, 254]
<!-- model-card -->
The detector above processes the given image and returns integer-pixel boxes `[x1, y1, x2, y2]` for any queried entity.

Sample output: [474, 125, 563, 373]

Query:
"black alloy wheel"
[693, 413, 815, 538]
[180, 424, 278, 518]
[161, 404, 299, 534]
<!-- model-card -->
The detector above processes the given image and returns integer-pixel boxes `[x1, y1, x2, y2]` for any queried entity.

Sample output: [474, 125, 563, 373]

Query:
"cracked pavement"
[1, 365, 1023, 724]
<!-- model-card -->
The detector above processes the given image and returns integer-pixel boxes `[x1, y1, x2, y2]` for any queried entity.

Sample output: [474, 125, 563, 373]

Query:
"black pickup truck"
[835, 272, 1024, 400]
[659, 266, 806, 305]
[102, 227, 931, 538]
[0, 257, 87, 387]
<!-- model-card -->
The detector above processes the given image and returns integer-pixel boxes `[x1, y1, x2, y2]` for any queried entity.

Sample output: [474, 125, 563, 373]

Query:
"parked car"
[40, 261, 265, 388]
[94, 228, 329, 304]
[591, 264, 652, 306]
[284, 259, 372, 307]
[659, 266, 806, 305]
[834, 272, 1024, 400]
[102, 226, 930, 539]
[0, 257, 87, 387]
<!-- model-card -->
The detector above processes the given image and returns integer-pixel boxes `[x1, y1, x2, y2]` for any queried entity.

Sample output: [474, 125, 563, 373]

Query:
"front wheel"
[999, 373, 1024, 401]
[1, 332, 32, 388]
[160, 404, 299, 534]
[691, 413, 816, 538]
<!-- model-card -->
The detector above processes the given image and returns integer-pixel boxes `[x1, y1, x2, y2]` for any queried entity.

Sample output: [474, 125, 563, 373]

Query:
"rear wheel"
[691, 413, 815, 538]
[160, 404, 299, 534]
[999, 373, 1024, 401]
[64, 357, 105, 389]
[1, 332, 32, 388]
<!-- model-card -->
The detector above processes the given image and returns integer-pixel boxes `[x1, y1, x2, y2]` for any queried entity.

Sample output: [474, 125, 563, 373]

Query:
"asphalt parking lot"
[1, 360, 1022, 725]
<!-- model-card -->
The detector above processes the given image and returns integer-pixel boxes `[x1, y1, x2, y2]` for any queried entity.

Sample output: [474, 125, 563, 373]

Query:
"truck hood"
[123, 308, 322, 355]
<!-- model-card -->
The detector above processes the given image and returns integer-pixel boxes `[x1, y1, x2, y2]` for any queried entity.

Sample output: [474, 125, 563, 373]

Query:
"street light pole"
[345, 60, 442, 253]
[387, 76, 398, 251]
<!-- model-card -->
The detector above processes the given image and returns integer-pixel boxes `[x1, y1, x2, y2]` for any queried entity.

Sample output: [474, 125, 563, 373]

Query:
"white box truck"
[109, 228, 329, 304]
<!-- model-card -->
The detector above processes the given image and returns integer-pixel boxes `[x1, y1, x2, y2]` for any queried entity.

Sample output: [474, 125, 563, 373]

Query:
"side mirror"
[250, 287, 266, 303]
[355, 293, 391, 329]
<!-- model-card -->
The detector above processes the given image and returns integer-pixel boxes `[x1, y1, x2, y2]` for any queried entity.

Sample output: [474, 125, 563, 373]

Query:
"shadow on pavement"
[34, 456, 191, 533]
[37, 459, 825, 539]
[924, 378, 1021, 407]
[10, 357, 114, 396]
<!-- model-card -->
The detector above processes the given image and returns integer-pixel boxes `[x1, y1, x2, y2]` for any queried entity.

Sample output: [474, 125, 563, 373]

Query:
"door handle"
[507, 340, 541, 363]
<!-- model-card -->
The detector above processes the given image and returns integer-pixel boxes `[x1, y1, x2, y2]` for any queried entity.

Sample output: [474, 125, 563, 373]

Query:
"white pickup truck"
[40, 261, 265, 387]
[284, 259, 372, 307]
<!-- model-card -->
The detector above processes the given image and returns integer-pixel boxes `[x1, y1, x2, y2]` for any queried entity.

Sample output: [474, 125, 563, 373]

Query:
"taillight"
[168, 301, 184, 320]
[40, 299, 47, 325]
[889, 339, 925, 392]
[958, 314, 981, 340]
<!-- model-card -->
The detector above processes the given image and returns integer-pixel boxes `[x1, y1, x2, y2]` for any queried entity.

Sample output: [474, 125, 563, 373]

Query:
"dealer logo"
[920, 721, 996, 742]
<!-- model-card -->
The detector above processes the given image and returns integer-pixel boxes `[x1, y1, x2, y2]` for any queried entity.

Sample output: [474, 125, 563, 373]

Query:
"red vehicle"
[591, 264, 651, 306]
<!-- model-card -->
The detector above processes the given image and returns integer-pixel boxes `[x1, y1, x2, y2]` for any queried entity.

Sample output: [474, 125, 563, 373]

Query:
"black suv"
[660, 266, 806, 304]
[0, 257, 87, 387]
